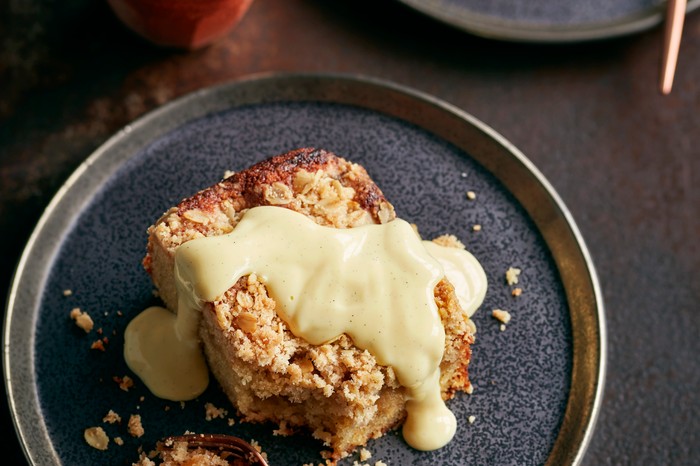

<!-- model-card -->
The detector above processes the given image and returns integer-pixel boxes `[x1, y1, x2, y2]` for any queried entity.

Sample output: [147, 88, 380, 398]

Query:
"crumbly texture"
[70, 307, 94, 332]
[103, 409, 121, 424]
[204, 402, 228, 421]
[143, 148, 477, 461]
[505, 267, 521, 285]
[128, 414, 145, 438]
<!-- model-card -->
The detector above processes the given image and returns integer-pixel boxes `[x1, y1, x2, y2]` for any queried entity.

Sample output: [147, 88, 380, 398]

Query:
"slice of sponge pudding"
[142, 148, 478, 461]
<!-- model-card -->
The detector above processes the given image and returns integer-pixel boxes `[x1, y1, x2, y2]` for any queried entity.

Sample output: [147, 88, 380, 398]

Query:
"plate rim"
[3, 71, 606, 465]
[397, 0, 700, 42]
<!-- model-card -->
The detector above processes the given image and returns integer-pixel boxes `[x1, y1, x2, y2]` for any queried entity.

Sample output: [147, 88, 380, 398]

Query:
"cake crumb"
[114, 375, 134, 391]
[468, 415, 476, 424]
[91, 340, 106, 351]
[472, 224, 482, 231]
[359, 447, 372, 461]
[505, 267, 521, 285]
[492, 309, 511, 324]
[204, 402, 228, 421]
[375, 461, 388, 466]
[227, 418, 236, 426]
[500, 324, 506, 332]
[63, 289, 73, 297]
[128, 414, 144, 438]
[103, 409, 121, 424]
[511, 287, 523, 297]
[249, 439, 268, 461]
[466, 383, 474, 394]
[223, 169, 236, 179]
[70, 308, 94, 333]
[466, 190, 476, 200]
[114, 436, 124, 446]
[84, 426, 109, 450]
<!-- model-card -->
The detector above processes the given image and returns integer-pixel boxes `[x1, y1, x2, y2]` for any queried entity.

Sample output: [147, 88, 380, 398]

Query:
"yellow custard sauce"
[124, 205, 487, 450]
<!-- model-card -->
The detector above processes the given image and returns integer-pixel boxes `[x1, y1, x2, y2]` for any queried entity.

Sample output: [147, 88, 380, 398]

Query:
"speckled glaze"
[398, 0, 700, 42]
[4, 74, 604, 466]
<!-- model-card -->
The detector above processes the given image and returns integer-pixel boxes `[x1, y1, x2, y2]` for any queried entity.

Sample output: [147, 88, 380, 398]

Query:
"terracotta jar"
[107, 0, 255, 49]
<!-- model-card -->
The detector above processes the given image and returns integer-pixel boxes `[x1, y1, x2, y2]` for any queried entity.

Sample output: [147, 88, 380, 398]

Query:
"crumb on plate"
[84, 426, 109, 450]
[128, 414, 144, 438]
[103, 409, 121, 424]
[70, 308, 94, 333]
[114, 375, 135, 391]
[204, 402, 228, 421]
[492, 309, 511, 324]
[505, 267, 521, 285]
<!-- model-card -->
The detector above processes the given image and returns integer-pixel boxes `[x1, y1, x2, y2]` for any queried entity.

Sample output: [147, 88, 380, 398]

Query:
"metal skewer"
[660, 0, 687, 94]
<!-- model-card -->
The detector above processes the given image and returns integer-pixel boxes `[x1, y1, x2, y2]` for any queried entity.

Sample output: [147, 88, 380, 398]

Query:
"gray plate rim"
[3, 72, 606, 465]
[397, 0, 700, 42]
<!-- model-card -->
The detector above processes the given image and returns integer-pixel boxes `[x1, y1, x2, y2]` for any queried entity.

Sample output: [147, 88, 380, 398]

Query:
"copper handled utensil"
[159, 434, 270, 465]
[659, 0, 687, 94]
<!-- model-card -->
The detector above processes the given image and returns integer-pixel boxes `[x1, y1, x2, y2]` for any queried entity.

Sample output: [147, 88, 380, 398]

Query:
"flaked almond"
[377, 201, 395, 224]
[236, 312, 258, 333]
[236, 291, 254, 309]
[264, 182, 293, 205]
[183, 209, 210, 224]
[84, 426, 109, 450]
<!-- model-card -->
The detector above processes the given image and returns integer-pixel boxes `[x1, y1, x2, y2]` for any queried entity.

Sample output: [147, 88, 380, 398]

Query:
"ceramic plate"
[4, 73, 605, 465]
[397, 0, 700, 42]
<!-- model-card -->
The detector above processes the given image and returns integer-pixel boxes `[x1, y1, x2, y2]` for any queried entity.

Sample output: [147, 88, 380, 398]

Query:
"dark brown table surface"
[1, 1, 698, 465]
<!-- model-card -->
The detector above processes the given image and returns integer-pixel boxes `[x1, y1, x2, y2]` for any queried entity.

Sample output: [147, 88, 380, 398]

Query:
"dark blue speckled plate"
[398, 0, 700, 42]
[4, 74, 605, 466]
